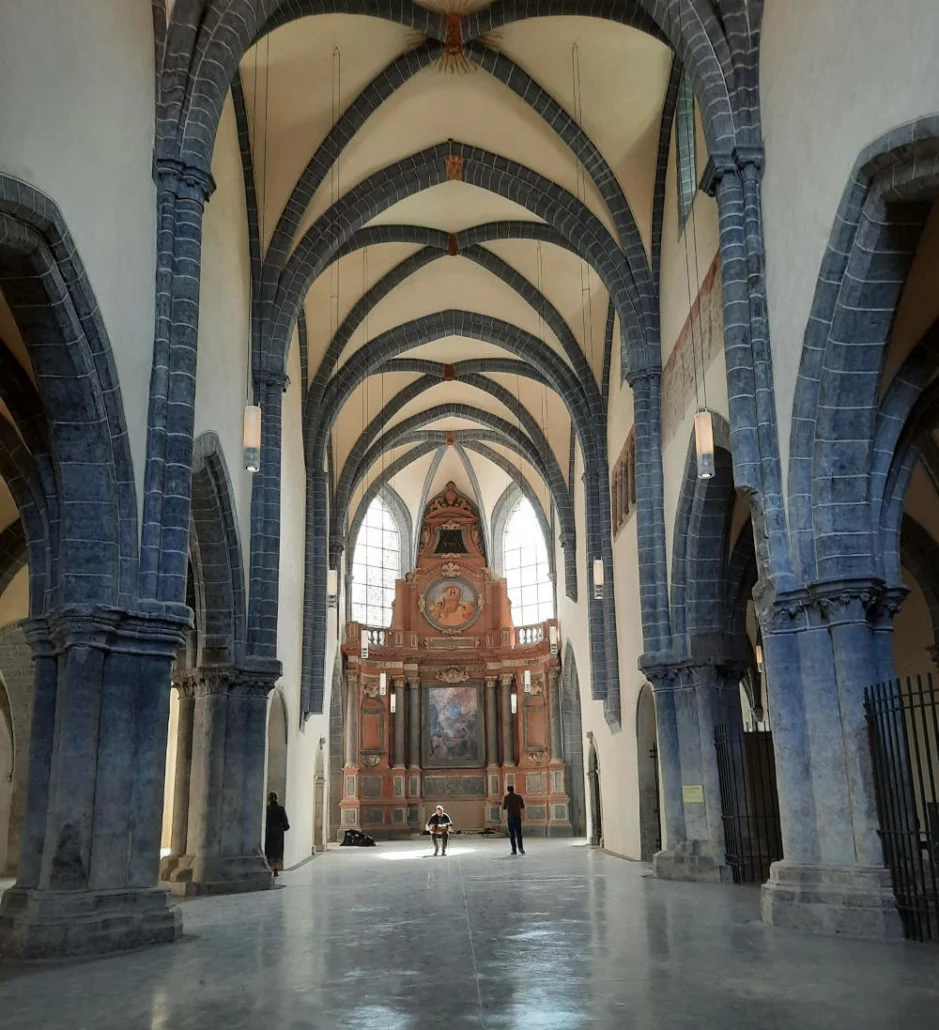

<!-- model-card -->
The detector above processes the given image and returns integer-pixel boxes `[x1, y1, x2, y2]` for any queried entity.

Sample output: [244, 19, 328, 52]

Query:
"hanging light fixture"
[523, 669, 532, 693]
[379, 672, 387, 696]
[243, 404, 261, 474]
[694, 409, 715, 480]
[549, 624, 559, 655]
[755, 632, 764, 674]
[510, 690, 518, 716]
[360, 629, 369, 660]
[390, 690, 397, 714]
[327, 568, 339, 599]
[592, 558, 604, 601]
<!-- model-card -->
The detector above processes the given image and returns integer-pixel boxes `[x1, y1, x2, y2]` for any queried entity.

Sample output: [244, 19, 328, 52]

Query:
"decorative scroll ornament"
[437, 666, 470, 683]
[440, 560, 462, 576]
[363, 754, 382, 768]
[528, 749, 547, 766]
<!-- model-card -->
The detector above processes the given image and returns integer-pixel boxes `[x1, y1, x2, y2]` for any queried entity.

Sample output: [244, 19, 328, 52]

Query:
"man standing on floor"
[503, 785, 525, 855]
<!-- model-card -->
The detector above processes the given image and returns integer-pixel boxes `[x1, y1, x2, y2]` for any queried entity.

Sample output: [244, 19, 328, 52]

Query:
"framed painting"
[421, 577, 481, 633]
[423, 683, 485, 768]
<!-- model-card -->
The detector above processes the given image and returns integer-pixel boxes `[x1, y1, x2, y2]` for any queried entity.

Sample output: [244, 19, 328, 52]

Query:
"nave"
[3, 842, 937, 1030]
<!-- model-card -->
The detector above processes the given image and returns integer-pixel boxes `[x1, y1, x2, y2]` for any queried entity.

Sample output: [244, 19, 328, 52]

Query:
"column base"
[160, 853, 273, 897]
[653, 841, 732, 884]
[0, 885, 181, 960]
[761, 860, 903, 939]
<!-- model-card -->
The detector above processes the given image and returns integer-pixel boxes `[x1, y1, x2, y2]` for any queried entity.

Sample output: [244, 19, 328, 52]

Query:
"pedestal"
[762, 861, 903, 939]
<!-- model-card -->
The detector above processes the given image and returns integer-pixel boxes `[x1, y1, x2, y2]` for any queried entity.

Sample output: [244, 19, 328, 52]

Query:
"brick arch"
[307, 239, 599, 424]
[788, 117, 939, 585]
[339, 404, 573, 551]
[270, 144, 647, 374]
[160, 1, 737, 187]
[0, 176, 138, 609]
[189, 433, 247, 666]
[878, 378, 939, 590]
[669, 412, 735, 657]
[259, 40, 651, 314]
[899, 515, 939, 655]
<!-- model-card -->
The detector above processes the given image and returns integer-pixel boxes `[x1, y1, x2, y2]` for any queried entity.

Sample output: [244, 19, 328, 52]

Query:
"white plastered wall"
[0, 0, 157, 518]
[759, 0, 939, 490]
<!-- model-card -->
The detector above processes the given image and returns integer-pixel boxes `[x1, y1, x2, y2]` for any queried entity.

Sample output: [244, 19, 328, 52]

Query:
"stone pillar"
[548, 669, 563, 760]
[161, 663, 276, 897]
[166, 680, 195, 863]
[645, 668, 684, 853]
[392, 677, 406, 768]
[760, 585, 902, 939]
[0, 607, 187, 959]
[500, 674, 515, 767]
[10, 621, 56, 892]
[407, 677, 421, 769]
[344, 673, 359, 768]
[485, 676, 499, 766]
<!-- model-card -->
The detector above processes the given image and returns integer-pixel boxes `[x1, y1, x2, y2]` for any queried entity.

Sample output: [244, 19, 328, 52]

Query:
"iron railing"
[714, 726, 783, 885]
[865, 675, 939, 942]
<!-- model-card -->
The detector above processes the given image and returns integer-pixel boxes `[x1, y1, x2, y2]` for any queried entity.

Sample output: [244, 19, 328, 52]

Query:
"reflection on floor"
[2, 839, 939, 1029]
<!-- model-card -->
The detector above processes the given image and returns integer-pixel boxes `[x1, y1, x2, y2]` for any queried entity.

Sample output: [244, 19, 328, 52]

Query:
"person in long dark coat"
[265, 791, 290, 876]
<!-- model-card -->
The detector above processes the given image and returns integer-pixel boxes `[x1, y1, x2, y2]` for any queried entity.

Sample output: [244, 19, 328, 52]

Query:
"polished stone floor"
[2, 840, 939, 1029]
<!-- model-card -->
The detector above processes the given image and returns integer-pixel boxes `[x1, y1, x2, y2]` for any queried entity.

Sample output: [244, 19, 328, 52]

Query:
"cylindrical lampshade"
[592, 559, 604, 587]
[327, 569, 339, 597]
[390, 692, 397, 713]
[243, 404, 261, 473]
[360, 630, 369, 659]
[523, 669, 532, 693]
[694, 409, 715, 480]
[510, 691, 518, 715]
[379, 672, 387, 696]
[755, 642, 764, 674]
[549, 624, 559, 654]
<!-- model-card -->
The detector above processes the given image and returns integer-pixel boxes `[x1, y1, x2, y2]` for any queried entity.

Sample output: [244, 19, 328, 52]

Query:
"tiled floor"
[2, 840, 938, 1028]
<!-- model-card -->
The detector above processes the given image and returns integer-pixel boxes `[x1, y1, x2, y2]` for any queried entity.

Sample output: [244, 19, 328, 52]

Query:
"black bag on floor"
[340, 829, 376, 847]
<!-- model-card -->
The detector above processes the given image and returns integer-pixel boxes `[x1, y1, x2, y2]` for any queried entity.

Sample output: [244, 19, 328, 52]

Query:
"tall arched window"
[351, 496, 400, 627]
[503, 497, 555, 625]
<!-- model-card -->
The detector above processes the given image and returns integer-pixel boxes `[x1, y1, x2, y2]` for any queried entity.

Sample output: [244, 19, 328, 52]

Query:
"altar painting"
[425, 685, 482, 767]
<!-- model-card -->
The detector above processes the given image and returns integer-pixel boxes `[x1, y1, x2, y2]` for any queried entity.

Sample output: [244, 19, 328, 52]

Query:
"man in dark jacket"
[427, 804, 453, 856]
[502, 785, 526, 855]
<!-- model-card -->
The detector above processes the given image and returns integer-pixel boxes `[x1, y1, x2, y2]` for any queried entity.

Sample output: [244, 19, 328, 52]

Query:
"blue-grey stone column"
[823, 588, 887, 869]
[162, 664, 276, 896]
[643, 664, 684, 853]
[247, 369, 288, 661]
[629, 371, 671, 657]
[301, 468, 330, 714]
[760, 586, 901, 938]
[0, 607, 187, 959]
[10, 620, 56, 892]
[688, 662, 728, 866]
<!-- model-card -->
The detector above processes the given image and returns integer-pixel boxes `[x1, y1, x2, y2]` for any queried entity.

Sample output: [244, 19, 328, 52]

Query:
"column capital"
[499, 673, 514, 689]
[44, 604, 190, 660]
[178, 664, 278, 699]
[406, 676, 421, 690]
[701, 145, 765, 197]
[624, 366, 662, 391]
[485, 675, 499, 690]
[392, 676, 406, 690]
[253, 366, 290, 393]
[153, 157, 216, 203]
[765, 578, 889, 633]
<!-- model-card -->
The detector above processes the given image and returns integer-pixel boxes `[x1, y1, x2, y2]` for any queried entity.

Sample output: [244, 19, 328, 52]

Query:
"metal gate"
[714, 726, 783, 884]
[865, 675, 939, 942]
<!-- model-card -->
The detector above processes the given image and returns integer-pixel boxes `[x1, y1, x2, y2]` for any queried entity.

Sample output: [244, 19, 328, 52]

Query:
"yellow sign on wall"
[682, 784, 704, 804]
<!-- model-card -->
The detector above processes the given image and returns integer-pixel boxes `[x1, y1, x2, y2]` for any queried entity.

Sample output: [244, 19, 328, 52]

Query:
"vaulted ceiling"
[239, 9, 673, 549]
